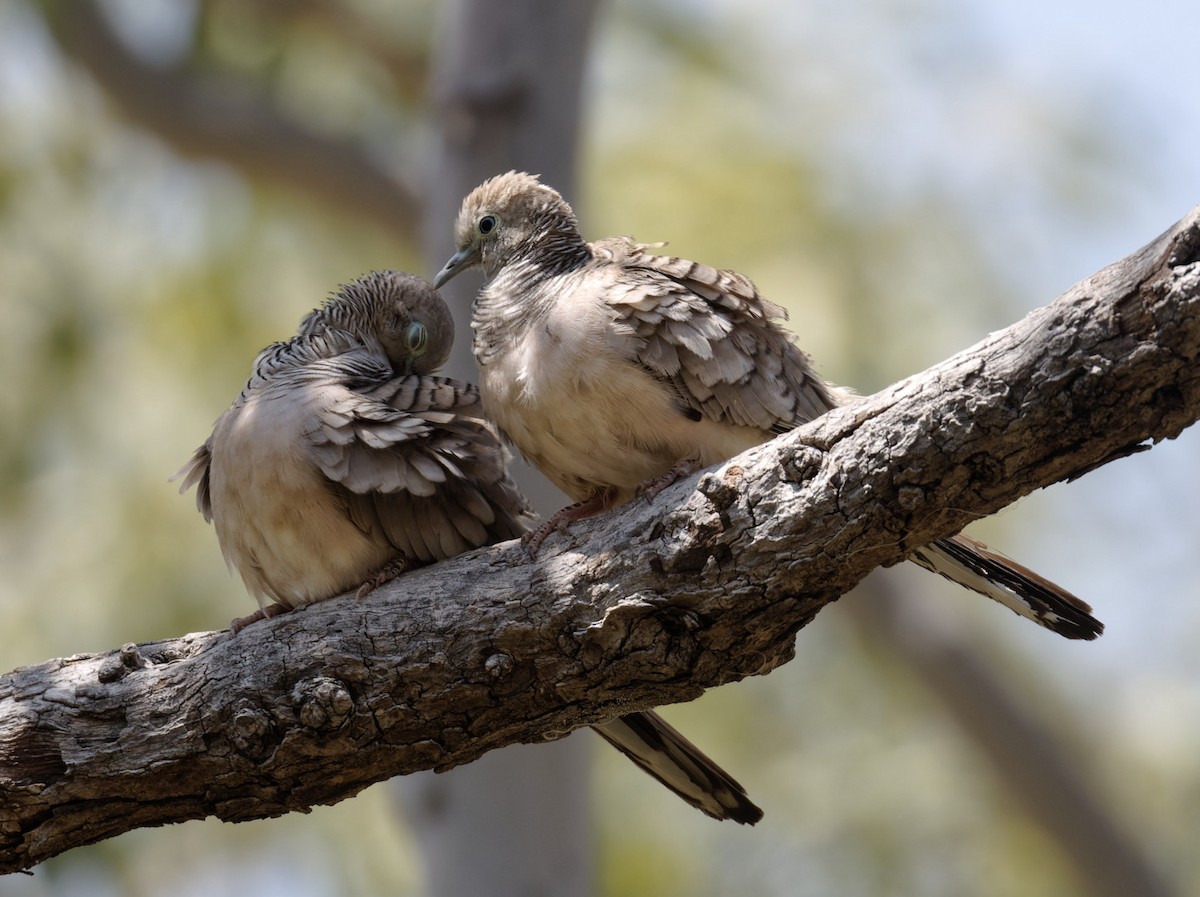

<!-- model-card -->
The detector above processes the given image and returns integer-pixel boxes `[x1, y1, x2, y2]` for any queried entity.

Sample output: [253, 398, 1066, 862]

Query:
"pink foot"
[229, 602, 291, 635]
[356, 554, 414, 600]
[638, 458, 703, 502]
[522, 490, 617, 558]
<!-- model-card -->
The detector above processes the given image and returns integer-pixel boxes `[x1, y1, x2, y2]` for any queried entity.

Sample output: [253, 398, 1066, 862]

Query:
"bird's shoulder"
[583, 237, 791, 352]
[588, 236, 782, 318]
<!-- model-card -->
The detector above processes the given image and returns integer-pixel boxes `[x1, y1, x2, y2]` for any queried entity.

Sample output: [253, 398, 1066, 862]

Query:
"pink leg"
[523, 489, 617, 558]
[356, 554, 414, 600]
[638, 458, 704, 502]
[229, 602, 291, 635]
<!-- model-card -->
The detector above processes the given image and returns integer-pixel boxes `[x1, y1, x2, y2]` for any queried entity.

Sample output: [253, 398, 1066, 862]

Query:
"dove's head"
[434, 171, 586, 288]
[305, 271, 454, 375]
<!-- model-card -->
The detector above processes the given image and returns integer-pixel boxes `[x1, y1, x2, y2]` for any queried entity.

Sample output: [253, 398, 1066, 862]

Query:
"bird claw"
[521, 523, 553, 559]
[229, 602, 290, 635]
[638, 458, 703, 502]
[521, 510, 579, 558]
[356, 555, 413, 600]
[521, 491, 617, 558]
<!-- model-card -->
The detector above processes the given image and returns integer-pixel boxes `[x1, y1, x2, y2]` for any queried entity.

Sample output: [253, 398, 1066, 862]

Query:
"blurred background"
[1, 0, 1198, 895]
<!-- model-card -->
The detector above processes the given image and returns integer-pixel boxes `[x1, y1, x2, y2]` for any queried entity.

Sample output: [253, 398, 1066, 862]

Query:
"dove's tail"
[593, 711, 763, 824]
[910, 533, 1103, 640]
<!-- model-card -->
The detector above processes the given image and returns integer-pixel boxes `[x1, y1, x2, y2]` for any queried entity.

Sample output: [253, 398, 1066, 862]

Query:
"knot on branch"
[897, 485, 926, 511]
[484, 653, 514, 679]
[228, 701, 275, 759]
[1167, 223, 1200, 268]
[697, 464, 746, 509]
[96, 643, 148, 684]
[577, 593, 702, 675]
[780, 444, 826, 483]
[964, 452, 1006, 491]
[292, 676, 354, 732]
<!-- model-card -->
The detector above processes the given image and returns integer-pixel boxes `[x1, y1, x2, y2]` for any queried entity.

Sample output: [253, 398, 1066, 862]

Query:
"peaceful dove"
[176, 269, 763, 825]
[435, 171, 1103, 642]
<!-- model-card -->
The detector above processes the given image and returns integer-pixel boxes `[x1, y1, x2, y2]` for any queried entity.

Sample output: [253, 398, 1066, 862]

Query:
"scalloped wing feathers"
[595, 239, 840, 432]
[309, 373, 529, 557]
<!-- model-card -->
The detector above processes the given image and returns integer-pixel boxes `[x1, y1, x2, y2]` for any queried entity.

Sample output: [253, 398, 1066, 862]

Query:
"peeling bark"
[1, 207, 1198, 873]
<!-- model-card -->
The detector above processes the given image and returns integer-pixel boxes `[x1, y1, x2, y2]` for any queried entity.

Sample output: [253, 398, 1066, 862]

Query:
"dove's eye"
[478, 214, 497, 235]
[405, 322, 428, 356]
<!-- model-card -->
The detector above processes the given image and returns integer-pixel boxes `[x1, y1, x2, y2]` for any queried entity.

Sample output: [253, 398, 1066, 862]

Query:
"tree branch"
[2, 207, 1198, 873]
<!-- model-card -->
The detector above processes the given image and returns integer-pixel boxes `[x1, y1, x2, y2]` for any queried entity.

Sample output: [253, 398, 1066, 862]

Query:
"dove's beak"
[433, 247, 475, 289]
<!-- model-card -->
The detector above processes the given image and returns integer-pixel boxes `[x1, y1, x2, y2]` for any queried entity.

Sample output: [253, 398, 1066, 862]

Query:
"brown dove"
[176, 269, 763, 825]
[435, 172, 1103, 641]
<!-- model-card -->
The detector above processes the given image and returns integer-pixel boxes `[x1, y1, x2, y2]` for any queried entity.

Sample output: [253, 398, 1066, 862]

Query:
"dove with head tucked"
[175, 270, 533, 630]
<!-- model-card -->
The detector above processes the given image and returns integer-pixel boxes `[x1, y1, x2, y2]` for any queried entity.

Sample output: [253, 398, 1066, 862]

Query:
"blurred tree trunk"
[400, 3, 603, 896]
[847, 577, 1174, 897]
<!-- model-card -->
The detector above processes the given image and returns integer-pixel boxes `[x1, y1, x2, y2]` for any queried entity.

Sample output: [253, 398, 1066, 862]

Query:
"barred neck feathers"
[471, 241, 599, 363]
[473, 231, 592, 335]
[239, 329, 386, 401]
[498, 189, 590, 278]
[504, 219, 593, 279]
[472, 266, 548, 362]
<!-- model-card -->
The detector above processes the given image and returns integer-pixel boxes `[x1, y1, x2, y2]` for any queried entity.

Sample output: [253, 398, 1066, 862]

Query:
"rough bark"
[1, 207, 1198, 873]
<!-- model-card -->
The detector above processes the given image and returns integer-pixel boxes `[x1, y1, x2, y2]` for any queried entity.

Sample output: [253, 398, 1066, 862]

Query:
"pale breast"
[208, 389, 390, 610]
[480, 299, 767, 503]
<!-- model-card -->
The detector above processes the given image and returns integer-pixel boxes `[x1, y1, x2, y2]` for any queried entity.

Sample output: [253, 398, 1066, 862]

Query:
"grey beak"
[433, 248, 474, 289]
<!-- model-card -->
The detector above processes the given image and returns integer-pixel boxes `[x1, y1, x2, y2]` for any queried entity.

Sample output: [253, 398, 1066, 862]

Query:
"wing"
[595, 238, 840, 433]
[309, 373, 533, 562]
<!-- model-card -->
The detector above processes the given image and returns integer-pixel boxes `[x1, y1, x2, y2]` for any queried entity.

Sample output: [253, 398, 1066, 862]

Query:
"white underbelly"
[209, 397, 390, 609]
[480, 331, 766, 503]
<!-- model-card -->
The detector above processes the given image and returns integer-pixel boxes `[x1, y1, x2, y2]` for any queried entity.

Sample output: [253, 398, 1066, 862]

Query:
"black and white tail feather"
[911, 533, 1102, 640]
[595, 712, 763, 824]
